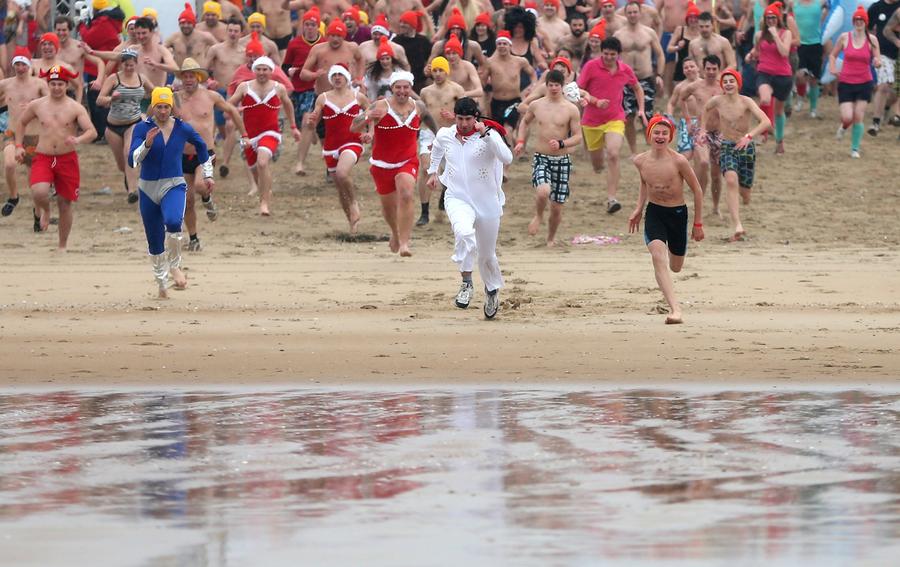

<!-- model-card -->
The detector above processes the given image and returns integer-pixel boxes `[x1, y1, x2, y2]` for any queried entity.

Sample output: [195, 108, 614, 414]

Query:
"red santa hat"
[475, 12, 493, 28]
[685, 2, 701, 21]
[342, 6, 361, 24]
[179, 2, 197, 24]
[40, 32, 61, 51]
[589, 21, 606, 40]
[496, 30, 512, 44]
[371, 13, 390, 36]
[11, 46, 32, 67]
[852, 4, 869, 24]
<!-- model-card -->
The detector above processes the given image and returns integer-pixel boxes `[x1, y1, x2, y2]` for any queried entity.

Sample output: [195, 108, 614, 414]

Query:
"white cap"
[328, 64, 352, 83]
[12, 55, 32, 67]
[252, 56, 276, 70]
[389, 70, 415, 86]
[371, 24, 390, 36]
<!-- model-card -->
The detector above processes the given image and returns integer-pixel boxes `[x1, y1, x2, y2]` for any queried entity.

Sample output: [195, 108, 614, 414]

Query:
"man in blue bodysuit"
[130, 87, 214, 298]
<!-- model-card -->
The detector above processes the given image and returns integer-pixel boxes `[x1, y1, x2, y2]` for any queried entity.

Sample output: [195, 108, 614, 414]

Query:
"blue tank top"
[793, 0, 822, 45]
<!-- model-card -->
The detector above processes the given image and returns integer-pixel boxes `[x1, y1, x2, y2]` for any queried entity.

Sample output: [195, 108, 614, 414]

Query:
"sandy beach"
[1, 97, 898, 386]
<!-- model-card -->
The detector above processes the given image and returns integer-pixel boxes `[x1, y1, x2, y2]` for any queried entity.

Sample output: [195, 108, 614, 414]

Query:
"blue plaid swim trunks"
[532, 153, 573, 204]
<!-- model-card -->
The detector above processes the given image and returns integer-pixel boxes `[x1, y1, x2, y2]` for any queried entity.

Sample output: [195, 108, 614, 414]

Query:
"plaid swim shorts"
[719, 139, 756, 189]
[623, 77, 655, 120]
[677, 117, 699, 153]
[532, 152, 572, 204]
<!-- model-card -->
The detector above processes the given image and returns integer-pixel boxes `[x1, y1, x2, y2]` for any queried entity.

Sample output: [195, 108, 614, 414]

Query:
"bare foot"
[527, 215, 541, 236]
[399, 245, 412, 257]
[546, 239, 557, 247]
[157, 287, 169, 300]
[39, 209, 50, 231]
[247, 187, 258, 197]
[665, 314, 683, 324]
[389, 234, 399, 253]
[54, 247, 67, 253]
[171, 267, 188, 290]
[713, 207, 722, 218]
[260, 203, 271, 216]
[775, 141, 785, 154]
[349, 207, 360, 235]
[293, 163, 306, 176]
[728, 230, 746, 242]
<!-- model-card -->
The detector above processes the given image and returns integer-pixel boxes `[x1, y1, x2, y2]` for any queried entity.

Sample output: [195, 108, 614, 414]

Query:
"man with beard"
[164, 4, 217, 67]
[556, 12, 589, 66]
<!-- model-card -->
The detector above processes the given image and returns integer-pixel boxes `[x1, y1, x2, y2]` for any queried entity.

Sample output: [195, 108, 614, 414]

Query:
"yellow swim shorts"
[582, 120, 625, 152]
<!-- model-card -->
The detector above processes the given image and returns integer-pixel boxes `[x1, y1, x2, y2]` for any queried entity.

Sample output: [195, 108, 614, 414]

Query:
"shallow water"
[1, 388, 898, 567]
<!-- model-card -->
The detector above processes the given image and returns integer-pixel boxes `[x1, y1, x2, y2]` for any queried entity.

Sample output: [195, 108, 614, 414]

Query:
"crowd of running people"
[0, 0, 896, 315]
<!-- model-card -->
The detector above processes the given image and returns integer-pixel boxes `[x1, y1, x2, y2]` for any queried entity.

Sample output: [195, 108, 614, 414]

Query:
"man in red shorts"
[228, 55, 300, 216]
[16, 65, 97, 251]
[351, 71, 438, 257]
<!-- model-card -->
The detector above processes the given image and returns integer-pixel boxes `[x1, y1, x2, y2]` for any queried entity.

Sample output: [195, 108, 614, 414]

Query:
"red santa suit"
[368, 100, 420, 195]
[240, 64, 283, 168]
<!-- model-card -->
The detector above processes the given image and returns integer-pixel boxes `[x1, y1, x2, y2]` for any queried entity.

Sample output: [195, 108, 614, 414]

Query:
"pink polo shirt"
[577, 58, 638, 126]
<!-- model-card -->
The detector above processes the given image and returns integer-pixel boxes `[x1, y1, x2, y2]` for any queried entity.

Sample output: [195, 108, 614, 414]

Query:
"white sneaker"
[793, 98, 804, 112]
[809, 110, 818, 119]
[836, 125, 846, 140]
[455, 281, 473, 309]
[850, 150, 860, 159]
[483, 288, 499, 319]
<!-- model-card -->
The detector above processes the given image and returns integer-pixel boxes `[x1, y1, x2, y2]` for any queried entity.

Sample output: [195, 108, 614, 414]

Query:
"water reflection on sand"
[1, 388, 898, 566]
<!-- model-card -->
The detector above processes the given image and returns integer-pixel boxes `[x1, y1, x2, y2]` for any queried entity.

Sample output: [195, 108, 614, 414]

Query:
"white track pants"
[444, 196, 504, 292]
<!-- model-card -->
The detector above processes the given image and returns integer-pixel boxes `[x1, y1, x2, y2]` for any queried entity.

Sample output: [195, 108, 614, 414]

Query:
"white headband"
[12, 56, 32, 67]
[389, 70, 415, 86]
[328, 64, 352, 83]
[252, 56, 275, 70]
[372, 24, 390, 36]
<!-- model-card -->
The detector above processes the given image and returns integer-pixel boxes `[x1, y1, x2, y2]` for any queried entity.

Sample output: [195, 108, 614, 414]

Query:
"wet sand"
[1, 388, 898, 566]
[0, 95, 898, 385]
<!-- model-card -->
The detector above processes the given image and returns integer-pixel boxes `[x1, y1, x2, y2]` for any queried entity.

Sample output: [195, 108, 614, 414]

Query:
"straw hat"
[178, 57, 209, 82]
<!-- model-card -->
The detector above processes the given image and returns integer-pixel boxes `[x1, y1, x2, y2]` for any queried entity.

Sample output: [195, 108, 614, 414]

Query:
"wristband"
[744, 133, 753, 140]
[516, 139, 525, 144]
[693, 223, 703, 228]
[15, 144, 23, 149]
[557, 139, 565, 148]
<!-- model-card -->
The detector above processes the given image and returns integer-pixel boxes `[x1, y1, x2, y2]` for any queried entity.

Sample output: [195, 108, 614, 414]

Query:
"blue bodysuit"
[129, 118, 210, 255]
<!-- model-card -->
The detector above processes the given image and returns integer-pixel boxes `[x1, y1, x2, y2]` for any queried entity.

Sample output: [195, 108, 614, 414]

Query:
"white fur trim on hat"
[252, 56, 276, 70]
[328, 64, 352, 83]
[389, 70, 415, 86]
[371, 24, 390, 36]
[12, 55, 32, 67]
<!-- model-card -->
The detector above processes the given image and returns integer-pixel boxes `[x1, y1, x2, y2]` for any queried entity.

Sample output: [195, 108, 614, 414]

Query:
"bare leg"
[293, 122, 315, 175]
[257, 150, 274, 215]
[395, 172, 417, 256]
[220, 119, 237, 172]
[664, 60, 676, 97]
[4, 145, 18, 200]
[184, 177, 198, 236]
[623, 114, 637, 156]
[589, 147, 605, 174]
[246, 160, 259, 196]
[32, 182, 52, 231]
[105, 128, 127, 192]
[546, 201, 563, 246]
[710, 161, 722, 216]
[379, 191, 400, 252]
[529, 184, 550, 236]
[56, 197, 74, 251]
[416, 152, 431, 223]
[648, 240, 682, 323]
[123, 125, 139, 195]
[723, 170, 744, 240]
[333, 151, 361, 234]
[604, 133, 624, 202]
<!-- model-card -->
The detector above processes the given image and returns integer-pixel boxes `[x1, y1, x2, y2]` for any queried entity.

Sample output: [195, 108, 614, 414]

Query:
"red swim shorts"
[323, 143, 363, 172]
[244, 134, 280, 168]
[30, 152, 80, 202]
[370, 160, 418, 196]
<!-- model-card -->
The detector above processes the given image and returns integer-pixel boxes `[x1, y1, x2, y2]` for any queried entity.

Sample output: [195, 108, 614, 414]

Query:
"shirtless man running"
[198, 1, 228, 42]
[481, 30, 537, 143]
[0, 50, 48, 220]
[206, 18, 249, 177]
[628, 114, 704, 324]
[416, 56, 465, 225]
[16, 66, 97, 251]
[699, 69, 770, 241]
[441, 36, 484, 99]
[359, 15, 410, 70]
[165, 3, 218, 67]
[687, 11, 736, 69]
[615, 1, 665, 156]
[676, 54, 724, 214]
[300, 19, 366, 97]
[35, 33, 81, 102]
[257, 0, 299, 56]
[176, 58, 249, 251]
[514, 70, 583, 246]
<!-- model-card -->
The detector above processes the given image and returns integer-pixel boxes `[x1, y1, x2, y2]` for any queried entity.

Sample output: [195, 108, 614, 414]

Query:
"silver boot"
[166, 231, 185, 271]
[150, 252, 169, 292]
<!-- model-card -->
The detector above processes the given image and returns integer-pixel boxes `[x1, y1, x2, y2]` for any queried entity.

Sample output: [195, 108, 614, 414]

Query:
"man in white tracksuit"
[426, 97, 513, 319]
